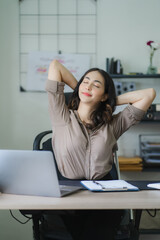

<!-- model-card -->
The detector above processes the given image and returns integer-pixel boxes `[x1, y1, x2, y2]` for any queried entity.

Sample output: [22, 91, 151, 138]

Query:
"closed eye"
[83, 76, 102, 88]
[94, 84, 100, 88]
[83, 79, 89, 84]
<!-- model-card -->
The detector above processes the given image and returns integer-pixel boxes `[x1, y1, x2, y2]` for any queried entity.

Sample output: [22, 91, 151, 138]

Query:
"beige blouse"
[46, 80, 145, 180]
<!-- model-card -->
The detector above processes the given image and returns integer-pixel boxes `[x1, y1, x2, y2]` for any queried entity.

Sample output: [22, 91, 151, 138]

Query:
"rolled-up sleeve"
[45, 80, 70, 126]
[111, 104, 145, 140]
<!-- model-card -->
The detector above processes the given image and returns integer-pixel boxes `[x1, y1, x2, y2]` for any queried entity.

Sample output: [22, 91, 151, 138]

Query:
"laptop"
[0, 149, 81, 197]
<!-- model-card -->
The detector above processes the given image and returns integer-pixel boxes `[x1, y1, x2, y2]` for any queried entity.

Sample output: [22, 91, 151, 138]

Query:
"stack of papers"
[81, 180, 139, 192]
[118, 156, 143, 171]
[147, 183, 160, 189]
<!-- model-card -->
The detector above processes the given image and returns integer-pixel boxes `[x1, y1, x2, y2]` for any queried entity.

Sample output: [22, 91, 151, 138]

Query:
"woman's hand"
[48, 59, 78, 90]
[116, 88, 156, 111]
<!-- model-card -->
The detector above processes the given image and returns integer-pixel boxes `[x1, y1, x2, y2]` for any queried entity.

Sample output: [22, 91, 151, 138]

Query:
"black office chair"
[20, 92, 142, 240]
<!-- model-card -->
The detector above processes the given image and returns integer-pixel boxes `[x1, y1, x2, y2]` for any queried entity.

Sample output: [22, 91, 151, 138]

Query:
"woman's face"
[78, 71, 108, 106]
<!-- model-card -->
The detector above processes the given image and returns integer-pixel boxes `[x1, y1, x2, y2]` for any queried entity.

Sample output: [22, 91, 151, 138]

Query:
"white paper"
[27, 51, 90, 92]
[147, 183, 160, 189]
[81, 180, 139, 191]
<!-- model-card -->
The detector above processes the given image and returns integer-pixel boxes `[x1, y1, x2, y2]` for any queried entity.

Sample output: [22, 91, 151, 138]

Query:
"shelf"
[110, 74, 160, 78]
[141, 120, 160, 124]
[143, 167, 160, 172]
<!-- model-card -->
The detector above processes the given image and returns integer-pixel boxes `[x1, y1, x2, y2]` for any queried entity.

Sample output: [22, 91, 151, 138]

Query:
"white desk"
[0, 189, 160, 210]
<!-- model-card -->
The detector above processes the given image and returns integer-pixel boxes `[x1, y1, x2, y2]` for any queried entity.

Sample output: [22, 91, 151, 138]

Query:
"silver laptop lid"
[0, 150, 62, 197]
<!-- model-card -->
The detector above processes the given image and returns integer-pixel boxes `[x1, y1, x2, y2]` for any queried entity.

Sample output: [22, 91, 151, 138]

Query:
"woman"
[45, 59, 156, 239]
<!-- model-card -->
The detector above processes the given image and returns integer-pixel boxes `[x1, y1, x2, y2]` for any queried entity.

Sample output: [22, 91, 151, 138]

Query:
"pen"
[93, 181, 128, 191]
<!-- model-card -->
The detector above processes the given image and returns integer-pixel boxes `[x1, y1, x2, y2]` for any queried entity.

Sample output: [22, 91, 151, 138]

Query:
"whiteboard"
[27, 51, 90, 92]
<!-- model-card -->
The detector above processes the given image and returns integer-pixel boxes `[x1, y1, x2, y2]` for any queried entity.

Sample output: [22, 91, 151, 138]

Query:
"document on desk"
[147, 183, 160, 189]
[81, 180, 139, 192]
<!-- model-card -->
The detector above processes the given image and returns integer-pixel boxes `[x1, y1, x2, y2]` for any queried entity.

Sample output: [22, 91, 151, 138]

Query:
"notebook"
[81, 180, 139, 192]
[0, 149, 81, 197]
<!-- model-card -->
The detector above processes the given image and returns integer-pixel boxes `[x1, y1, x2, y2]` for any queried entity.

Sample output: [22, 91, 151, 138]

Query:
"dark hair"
[68, 68, 117, 129]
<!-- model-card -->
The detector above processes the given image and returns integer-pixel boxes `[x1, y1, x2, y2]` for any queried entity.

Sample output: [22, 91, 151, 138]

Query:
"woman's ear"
[101, 94, 108, 102]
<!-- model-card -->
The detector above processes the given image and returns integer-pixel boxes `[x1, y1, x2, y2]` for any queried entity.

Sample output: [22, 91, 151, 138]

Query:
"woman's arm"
[116, 88, 156, 111]
[48, 59, 78, 90]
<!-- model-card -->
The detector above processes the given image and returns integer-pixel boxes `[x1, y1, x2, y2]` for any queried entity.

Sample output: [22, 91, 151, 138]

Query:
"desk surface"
[0, 189, 160, 210]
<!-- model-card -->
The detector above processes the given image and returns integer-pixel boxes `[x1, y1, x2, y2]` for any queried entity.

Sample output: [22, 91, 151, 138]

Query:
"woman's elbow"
[48, 59, 62, 81]
[148, 88, 156, 102]
[50, 59, 59, 69]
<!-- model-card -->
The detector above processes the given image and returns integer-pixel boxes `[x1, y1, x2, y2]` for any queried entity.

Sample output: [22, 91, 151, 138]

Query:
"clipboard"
[80, 180, 139, 192]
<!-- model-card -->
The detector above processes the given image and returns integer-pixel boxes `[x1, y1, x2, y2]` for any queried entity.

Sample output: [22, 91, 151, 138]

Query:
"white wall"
[97, 0, 160, 73]
[0, 0, 52, 151]
[0, 0, 160, 239]
[0, 0, 160, 152]
[0, 1, 33, 239]
[96, 0, 160, 156]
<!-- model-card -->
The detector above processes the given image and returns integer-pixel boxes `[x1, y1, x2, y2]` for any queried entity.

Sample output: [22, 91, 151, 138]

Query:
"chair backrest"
[111, 151, 121, 180]
[33, 130, 69, 181]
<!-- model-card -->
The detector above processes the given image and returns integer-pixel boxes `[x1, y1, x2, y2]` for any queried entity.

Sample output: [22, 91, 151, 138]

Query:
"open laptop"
[0, 149, 81, 197]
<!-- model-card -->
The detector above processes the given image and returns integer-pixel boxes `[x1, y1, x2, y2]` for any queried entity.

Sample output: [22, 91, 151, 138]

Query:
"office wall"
[0, 0, 52, 151]
[97, 0, 160, 73]
[97, 0, 160, 156]
[0, 0, 160, 239]
[0, 0, 160, 153]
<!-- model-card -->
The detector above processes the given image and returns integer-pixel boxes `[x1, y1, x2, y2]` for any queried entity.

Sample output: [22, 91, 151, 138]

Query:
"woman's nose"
[85, 83, 92, 90]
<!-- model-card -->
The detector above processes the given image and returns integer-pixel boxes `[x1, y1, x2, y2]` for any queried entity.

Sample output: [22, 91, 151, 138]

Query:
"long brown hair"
[68, 68, 117, 129]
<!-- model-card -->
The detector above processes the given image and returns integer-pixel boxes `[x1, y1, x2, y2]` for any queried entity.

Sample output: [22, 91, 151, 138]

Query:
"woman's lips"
[82, 92, 92, 97]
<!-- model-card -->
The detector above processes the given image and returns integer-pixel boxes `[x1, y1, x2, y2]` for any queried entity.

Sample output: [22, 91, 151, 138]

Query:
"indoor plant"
[146, 40, 160, 74]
